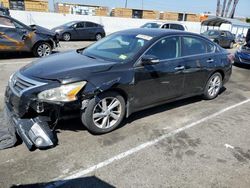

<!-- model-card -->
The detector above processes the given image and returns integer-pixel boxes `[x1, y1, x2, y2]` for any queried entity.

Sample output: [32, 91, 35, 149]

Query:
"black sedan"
[4, 29, 232, 150]
[202, 30, 235, 48]
[51, 21, 106, 41]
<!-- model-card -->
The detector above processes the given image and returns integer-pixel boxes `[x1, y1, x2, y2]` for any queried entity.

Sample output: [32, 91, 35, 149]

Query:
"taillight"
[227, 53, 234, 64]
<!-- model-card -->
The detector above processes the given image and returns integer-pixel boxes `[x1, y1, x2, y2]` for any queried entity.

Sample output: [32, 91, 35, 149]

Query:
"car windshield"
[82, 33, 153, 62]
[203, 30, 220, 37]
[141, 23, 161, 28]
[63, 21, 77, 27]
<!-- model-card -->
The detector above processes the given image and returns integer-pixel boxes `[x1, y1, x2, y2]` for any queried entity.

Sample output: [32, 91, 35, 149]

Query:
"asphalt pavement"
[0, 42, 249, 188]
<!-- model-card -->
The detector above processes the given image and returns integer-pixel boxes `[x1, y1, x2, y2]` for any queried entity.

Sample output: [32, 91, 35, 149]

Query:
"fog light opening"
[35, 137, 44, 146]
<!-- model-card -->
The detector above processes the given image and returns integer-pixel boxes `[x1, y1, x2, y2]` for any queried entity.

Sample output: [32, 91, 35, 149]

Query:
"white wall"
[10, 10, 202, 34]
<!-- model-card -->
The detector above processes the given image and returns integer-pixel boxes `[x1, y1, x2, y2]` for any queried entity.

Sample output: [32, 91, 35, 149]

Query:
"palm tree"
[221, 0, 227, 17]
[229, 0, 239, 18]
[216, 0, 221, 16]
[225, 0, 232, 17]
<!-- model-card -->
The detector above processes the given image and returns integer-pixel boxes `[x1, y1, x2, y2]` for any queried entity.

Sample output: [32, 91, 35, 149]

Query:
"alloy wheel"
[208, 75, 221, 97]
[63, 33, 71, 41]
[92, 97, 122, 129]
[37, 43, 51, 57]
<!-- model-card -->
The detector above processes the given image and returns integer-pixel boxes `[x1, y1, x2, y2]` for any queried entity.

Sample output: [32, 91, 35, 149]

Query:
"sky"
[49, 0, 250, 18]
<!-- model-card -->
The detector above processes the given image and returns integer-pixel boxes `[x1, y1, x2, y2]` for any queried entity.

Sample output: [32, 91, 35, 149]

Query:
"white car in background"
[141, 21, 188, 31]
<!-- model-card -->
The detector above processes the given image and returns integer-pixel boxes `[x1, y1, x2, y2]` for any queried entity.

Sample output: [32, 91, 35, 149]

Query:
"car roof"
[118, 28, 200, 38]
[144, 21, 185, 25]
[206, 29, 231, 33]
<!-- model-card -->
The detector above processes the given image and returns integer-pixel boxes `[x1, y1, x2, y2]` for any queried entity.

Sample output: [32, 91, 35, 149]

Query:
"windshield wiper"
[85, 54, 97, 59]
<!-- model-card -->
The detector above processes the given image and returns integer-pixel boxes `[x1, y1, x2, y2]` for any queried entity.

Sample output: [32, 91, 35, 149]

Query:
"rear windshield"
[141, 23, 161, 28]
[203, 30, 220, 37]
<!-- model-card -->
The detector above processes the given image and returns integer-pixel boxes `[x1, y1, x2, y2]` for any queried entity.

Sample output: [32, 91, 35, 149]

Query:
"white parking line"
[47, 99, 250, 188]
[0, 62, 30, 66]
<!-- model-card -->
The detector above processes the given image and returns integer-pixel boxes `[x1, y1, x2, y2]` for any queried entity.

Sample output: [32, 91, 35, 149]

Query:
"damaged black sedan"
[4, 29, 232, 150]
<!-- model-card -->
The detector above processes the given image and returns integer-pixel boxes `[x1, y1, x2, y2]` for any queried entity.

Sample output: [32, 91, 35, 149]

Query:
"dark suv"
[202, 30, 235, 49]
[0, 15, 59, 57]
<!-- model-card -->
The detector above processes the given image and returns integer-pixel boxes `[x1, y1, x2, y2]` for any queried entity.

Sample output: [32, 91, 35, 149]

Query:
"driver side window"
[145, 37, 180, 60]
[75, 22, 84, 28]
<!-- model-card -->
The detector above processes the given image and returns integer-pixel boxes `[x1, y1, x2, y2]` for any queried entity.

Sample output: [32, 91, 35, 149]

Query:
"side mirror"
[141, 55, 160, 66]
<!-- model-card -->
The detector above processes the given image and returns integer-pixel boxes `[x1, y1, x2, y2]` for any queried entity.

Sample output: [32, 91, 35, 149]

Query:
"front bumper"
[5, 103, 57, 150]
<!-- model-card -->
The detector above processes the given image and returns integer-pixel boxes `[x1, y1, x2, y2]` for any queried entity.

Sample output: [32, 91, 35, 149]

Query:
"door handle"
[206, 59, 214, 63]
[174, 66, 185, 70]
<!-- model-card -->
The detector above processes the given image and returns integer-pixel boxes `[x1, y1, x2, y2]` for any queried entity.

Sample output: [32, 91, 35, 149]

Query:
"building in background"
[111, 8, 159, 19]
[0, 0, 48, 12]
[55, 3, 109, 16]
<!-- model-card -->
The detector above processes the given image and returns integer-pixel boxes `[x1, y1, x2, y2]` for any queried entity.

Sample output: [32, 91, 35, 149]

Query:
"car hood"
[51, 26, 67, 31]
[20, 51, 115, 82]
[30, 25, 56, 37]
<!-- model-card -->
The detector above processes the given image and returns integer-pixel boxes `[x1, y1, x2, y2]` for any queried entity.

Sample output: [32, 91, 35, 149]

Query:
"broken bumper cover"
[5, 105, 57, 150]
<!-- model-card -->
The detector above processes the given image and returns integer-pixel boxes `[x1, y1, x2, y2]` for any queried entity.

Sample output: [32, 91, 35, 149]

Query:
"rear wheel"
[203, 72, 223, 100]
[95, 33, 103, 41]
[33, 42, 52, 57]
[62, 33, 71, 41]
[81, 91, 126, 134]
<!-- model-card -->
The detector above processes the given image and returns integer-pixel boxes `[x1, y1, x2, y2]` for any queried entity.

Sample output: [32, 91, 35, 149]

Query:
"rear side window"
[182, 36, 215, 56]
[85, 22, 96, 28]
[145, 37, 180, 60]
[170, 24, 185, 31]
[0, 17, 15, 28]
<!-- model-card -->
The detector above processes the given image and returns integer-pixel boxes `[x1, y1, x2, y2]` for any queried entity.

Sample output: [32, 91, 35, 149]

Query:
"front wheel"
[62, 33, 71, 41]
[33, 42, 52, 57]
[81, 91, 126, 134]
[203, 72, 223, 100]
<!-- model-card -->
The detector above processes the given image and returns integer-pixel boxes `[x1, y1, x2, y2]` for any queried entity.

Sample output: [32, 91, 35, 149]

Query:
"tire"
[203, 72, 223, 100]
[95, 33, 103, 41]
[33, 42, 52, 57]
[81, 91, 126, 134]
[62, 33, 71, 41]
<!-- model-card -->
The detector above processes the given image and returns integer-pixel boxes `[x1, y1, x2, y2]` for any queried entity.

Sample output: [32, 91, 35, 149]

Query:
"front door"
[132, 36, 185, 109]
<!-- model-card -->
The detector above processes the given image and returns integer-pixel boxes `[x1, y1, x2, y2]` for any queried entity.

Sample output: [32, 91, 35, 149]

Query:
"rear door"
[181, 36, 217, 95]
[84, 22, 98, 39]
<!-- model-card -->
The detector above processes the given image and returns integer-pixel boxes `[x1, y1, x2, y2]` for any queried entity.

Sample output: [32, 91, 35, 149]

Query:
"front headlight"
[38, 81, 87, 102]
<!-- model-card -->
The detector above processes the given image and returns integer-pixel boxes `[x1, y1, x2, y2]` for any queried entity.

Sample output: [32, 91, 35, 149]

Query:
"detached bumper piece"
[6, 106, 57, 150]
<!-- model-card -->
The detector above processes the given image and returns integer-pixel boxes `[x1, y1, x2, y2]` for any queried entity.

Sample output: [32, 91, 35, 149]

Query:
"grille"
[10, 72, 46, 96]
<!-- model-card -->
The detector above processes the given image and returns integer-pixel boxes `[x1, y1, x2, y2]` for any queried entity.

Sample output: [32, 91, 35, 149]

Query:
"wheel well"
[213, 70, 225, 81]
[104, 88, 128, 103]
[63, 32, 70, 36]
